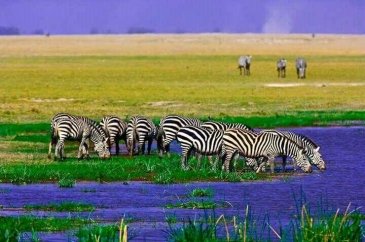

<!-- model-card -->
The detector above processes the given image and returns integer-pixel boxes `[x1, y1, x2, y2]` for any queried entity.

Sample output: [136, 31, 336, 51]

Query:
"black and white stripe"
[261, 130, 325, 171]
[202, 121, 253, 132]
[221, 128, 312, 173]
[277, 58, 287, 78]
[49, 118, 110, 160]
[48, 113, 107, 159]
[158, 115, 203, 156]
[296, 57, 307, 79]
[238, 55, 252, 76]
[126, 116, 157, 155]
[100, 116, 128, 155]
[177, 126, 224, 170]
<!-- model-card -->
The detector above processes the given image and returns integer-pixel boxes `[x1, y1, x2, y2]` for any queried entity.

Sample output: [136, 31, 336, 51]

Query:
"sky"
[0, 0, 364, 34]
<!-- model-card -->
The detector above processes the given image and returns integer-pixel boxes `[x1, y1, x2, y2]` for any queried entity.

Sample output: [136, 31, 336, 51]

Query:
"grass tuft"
[190, 188, 214, 198]
[24, 201, 95, 212]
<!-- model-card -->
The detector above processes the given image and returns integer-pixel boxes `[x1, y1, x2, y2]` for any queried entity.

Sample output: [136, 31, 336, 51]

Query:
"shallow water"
[0, 126, 364, 241]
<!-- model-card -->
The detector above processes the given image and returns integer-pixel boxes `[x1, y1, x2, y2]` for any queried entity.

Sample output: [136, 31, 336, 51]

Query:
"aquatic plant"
[58, 178, 75, 188]
[190, 188, 214, 198]
[76, 219, 128, 242]
[24, 201, 95, 212]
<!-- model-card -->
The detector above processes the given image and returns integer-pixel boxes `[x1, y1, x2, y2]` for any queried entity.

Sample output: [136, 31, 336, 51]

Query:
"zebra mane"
[296, 133, 318, 148]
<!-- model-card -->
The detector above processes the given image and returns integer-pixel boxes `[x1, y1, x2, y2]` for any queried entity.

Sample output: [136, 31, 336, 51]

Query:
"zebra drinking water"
[296, 57, 307, 79]
[221, 128, 312, 173]
[177, 126, 224, 170]
[126, 116, 157, 156]
[48, 118, 110, 160]
[238, 55, 252, 76]
[261, 130, 326, 171]
[277, 58, 287, 78]
[158, 115, 203, 157]
[100, 116, 128, 155]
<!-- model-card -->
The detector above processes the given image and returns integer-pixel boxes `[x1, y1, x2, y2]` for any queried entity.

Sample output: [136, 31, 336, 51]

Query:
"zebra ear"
[315, 147, 320, 152]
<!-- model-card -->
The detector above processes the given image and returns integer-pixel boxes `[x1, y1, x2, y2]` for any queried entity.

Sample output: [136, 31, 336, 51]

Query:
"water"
[0, 126, 364, 241]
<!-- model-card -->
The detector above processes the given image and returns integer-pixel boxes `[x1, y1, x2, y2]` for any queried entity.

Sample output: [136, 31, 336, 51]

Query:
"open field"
[0, 34, 364, 123]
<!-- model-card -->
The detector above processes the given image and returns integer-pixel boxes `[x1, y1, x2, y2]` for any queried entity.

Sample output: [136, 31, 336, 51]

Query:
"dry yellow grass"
[0, 34, 364, 57]
[0, 34, 364, 122]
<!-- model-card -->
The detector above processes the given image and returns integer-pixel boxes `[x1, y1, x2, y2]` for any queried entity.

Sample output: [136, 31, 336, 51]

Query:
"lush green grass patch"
[58, 178, 76, 188]
[190, 188, 214, 198]
[166, 200, 230, 209]
[24, 202, 95, 212]
[0, 216, 92, 241]
[76, 220, 128, 242]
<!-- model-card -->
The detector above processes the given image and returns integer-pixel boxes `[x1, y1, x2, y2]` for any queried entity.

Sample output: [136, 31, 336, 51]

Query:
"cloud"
[262, 3, 293, 33]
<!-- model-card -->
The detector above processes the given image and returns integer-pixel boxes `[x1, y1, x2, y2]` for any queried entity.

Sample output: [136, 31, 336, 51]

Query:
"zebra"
[238, 55, 252, 76]
[201, 121, 254, 169]
[176, 126, 224, 170]
[221, 128, 312, 173]
[296, 57, 307, 79]
[202, 121, 253, 132]
[261, 130, 326, 171]
[48, 118, 110, 160]
[100, 116, 128, 155]
[158, 115, 203, 156]
[277, 58, 287, 78]
[48, 113, 106, 159]
[126, 116, 157, 156]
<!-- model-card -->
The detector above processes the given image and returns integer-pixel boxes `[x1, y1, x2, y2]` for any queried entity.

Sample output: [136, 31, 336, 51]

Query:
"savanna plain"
[0, 34, 364, 241]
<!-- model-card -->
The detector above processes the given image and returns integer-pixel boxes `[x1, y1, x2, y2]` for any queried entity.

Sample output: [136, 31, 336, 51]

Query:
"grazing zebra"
[177, 126, 224, 170]
[48, 118, 110, 160]
[221, 128, 312, 173]
[158, 115, 203, 156]
[238, 55, 252, 76]
[48, 113, 106, 159]
[126, 116, 157, 156]
[277, 58, 287, 78]
[296, 57, 307, 79]
[261, 130, 326, 171]
[100, 116, 128, 155]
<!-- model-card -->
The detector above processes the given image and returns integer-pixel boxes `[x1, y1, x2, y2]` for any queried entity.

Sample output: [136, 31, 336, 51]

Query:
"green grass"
[76, 220, 128, 242]
[0, 52, 365, 123]
[58, 178, 76, 188]
[166, 200, 230, 209]
[24, 202, 95, 212]
[0, 216, 92, 241]
[190, 188, 214, 198]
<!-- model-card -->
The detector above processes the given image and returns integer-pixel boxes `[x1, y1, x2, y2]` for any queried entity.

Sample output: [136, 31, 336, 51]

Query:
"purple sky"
[0, 0, 364, 34]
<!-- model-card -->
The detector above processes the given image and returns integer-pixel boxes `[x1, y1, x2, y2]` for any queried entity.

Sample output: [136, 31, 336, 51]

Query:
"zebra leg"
[78, 137, 88, 160]
[181, 145, 192, 170]
[115, 139, 120, 155]
[283, 68, 286, 78]
[147, 137, 153, 155]
[282, 155, 287, 172]
[267, 156, 275, 173]
[223, 151, 234, 172]
[196, 153, 203, 169]
[55, 139, 64, 160]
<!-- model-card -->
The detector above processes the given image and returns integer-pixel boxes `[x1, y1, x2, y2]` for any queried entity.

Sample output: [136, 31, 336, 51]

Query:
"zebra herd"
[48, 113, 326, 174]
[238, 56, 307, 79]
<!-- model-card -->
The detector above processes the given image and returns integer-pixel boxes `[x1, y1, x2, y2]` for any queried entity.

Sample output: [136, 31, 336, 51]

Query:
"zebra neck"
[89, 127, 103, 144]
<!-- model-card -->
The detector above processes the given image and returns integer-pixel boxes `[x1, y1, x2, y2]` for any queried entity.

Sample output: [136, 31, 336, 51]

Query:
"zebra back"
[100, 116, 127, 142]
[159, 115, 203, 147]
[223, 128, 311, 172]
[202, 121, 253, 132]
[277, 58, 287, 69]
[177, 125, 224, 155]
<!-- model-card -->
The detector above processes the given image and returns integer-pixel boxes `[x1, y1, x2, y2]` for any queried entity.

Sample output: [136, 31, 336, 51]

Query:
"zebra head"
[294, 149, 312, 173]
[94, 137, 110, 159]
[309, 147, 326, 170]
[246, 55, 252, 65]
